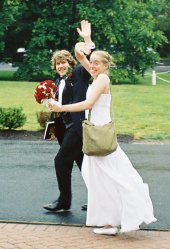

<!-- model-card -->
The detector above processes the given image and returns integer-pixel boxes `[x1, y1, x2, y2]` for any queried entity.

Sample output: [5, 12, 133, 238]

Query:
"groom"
[43, 20, 95, 212]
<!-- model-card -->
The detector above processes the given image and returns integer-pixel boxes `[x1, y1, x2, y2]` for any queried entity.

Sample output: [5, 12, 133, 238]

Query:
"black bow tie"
[55, 76, 65, 87]
[59, 75, 66, 80]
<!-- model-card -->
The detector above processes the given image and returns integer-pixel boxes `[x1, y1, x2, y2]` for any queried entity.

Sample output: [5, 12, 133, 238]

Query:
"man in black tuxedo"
[43, 20, 94, 212]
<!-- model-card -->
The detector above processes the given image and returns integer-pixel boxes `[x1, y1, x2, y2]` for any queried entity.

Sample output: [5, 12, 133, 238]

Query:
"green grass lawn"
[0, 80, 46, 131]
[0, 74, 170, 140]
[111, 81, 170, 140]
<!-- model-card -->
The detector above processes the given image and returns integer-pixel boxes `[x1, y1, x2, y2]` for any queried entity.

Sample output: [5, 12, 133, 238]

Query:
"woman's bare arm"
[49, 74, 110, 113]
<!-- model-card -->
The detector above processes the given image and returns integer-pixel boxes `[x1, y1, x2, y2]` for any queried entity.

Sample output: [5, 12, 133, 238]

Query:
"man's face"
[55, 60, 70, 76]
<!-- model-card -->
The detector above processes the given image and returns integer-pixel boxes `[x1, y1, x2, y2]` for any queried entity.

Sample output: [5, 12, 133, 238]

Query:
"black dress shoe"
[81, 204, 87, 211]
[43, 200, 71, 212]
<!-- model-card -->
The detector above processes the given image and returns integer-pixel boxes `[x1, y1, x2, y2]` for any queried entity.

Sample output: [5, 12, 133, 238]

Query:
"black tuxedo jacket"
[69, 64, 91, 136]
[50, 64, 91, 144]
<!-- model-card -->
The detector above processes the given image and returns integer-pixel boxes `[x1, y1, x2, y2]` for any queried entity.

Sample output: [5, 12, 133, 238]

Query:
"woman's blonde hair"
[91, 50, 114, 69]
[51, 50, 77, 71]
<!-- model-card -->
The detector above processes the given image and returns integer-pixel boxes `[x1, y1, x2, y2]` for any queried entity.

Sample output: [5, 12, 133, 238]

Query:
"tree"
[78, 0, 167, 81]
[0, 0, 168, 81]
[14, 0, 83, 80]
[153, 0, 170, 57]
[0, 0, 18, 57]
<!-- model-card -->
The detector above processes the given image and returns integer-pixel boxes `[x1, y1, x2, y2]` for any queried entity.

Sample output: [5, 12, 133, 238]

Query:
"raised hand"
[77, 20, 91, 41]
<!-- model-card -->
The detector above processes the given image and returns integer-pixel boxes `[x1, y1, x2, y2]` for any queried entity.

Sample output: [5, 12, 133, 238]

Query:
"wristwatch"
[85, 43, 95, 49]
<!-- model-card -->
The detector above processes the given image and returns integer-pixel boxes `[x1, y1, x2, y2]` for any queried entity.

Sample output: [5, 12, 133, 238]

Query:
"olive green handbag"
[82, 109, 117, 156]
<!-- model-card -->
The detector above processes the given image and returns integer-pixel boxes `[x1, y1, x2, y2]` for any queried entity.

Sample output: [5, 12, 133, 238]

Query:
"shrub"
[36, 111, 50, 129]
[0, 107, 4, 123]
[0, 107, 26, 130]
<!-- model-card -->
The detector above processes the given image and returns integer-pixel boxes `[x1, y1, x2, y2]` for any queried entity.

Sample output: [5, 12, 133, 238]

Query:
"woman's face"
[89, 54, 107, 78]
[55, 60, 70, 76]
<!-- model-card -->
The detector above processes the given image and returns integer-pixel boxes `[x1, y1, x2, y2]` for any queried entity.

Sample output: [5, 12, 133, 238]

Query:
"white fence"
[144, 70, 170, 85]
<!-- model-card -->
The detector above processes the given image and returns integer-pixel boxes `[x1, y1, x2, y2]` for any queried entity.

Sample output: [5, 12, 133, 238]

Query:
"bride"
[48, 43, 157, 235]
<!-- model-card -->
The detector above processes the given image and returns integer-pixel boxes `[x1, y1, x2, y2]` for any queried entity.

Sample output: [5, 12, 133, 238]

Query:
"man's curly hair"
[51, 50, 77, 71]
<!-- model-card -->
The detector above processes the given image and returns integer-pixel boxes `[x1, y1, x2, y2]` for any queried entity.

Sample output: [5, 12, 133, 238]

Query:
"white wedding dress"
[82, 86, 157, 233]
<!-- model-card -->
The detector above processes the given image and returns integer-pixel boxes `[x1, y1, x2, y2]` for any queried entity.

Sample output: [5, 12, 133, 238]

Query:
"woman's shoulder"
[96, 73, 110, 85]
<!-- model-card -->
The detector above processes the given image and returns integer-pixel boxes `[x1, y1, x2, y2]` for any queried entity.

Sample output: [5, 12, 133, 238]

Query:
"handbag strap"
[88, 109, 92, 121]
[88, 85, 112, 121]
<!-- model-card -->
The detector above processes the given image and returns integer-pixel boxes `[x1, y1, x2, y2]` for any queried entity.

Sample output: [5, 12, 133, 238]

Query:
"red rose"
[34, 80, 57, 104]
[45, 87, 51, 93]
[52, 84, 57, 91]
[67, 72, 72, 79]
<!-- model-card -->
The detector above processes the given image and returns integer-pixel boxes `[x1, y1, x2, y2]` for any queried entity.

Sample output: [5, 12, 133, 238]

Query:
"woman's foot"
[93, 226, 118, 235]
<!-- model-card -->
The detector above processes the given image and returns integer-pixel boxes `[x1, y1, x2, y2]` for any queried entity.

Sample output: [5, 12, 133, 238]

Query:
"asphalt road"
[0, 140, 170, 230]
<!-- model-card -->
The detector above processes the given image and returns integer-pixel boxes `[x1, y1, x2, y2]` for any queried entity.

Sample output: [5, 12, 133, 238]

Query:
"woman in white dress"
[49, 43, 157, 235]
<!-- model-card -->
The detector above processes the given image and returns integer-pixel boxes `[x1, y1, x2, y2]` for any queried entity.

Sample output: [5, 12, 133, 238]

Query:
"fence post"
[152, 70, 156, 86]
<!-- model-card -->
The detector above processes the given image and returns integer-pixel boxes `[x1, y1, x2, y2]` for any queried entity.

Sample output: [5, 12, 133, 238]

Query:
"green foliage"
[13, 0, 81, 80]
[0, 106, 27, 130]
[0, 0, 168, 81]
[0, 1, 21, 58]
[152, 0, 170, 32]
[0, 107, 4, 121]
[110, 67, 129, 83]
[0, 71, 15, 81]
[36, 111, 50, 129]
[78, 0, 167, 81]
[14, 49, 53, 81]
[154, 0, 170, 57]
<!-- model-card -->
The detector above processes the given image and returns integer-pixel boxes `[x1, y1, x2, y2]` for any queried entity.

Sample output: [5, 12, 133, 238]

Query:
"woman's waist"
[90, 115, 111, 125]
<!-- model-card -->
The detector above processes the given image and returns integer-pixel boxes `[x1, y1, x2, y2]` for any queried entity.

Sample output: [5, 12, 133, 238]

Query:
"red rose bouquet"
[34, 80, 57, 104]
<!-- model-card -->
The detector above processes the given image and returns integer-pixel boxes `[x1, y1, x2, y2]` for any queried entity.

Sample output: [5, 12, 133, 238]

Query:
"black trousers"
[54, 125, 83, 204]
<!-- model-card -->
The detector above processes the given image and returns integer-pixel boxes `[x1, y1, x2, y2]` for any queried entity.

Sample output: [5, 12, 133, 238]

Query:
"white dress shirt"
[58, 79, 65, 104]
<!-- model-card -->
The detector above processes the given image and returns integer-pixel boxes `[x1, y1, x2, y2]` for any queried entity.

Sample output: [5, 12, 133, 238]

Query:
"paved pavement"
[0, 62, 18, 71]
[0, 140, 170, 248]
[1, 140, 170, 229]
[0, 222, 170, 249]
